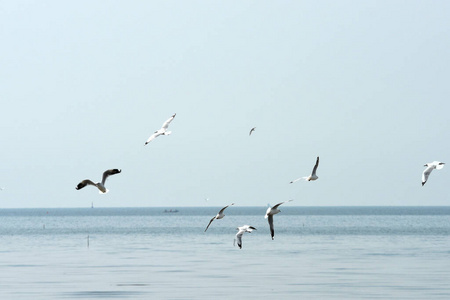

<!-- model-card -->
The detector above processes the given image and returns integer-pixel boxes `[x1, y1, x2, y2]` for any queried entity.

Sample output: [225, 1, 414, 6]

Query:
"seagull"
[265, 200, 293, 240]
[290, 156, 319, 183]
[145, 113, 176, 145]
[422, 161, 445, 186]
[234, 225, 256, 249]
[76, 169, 122, 194]
[204, 203, 234, 232]
[249, 127, 256, 136]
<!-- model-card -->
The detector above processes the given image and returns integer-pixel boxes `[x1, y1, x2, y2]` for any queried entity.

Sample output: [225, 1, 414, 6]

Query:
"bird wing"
[76, 179, 96, 190]
[101, 169, 121, 185]
[145, 132, 161, 145]
[246, 226, 257, 232]
[161, 113, 176, 130]
[249, 127, 256, 136]
[311, 156, 319, 176]
[272, 199, 293, 210]
[204, 216, 216, 232]
[268, 215, 274, 240]
[289, 177, 305, 184]
[235, 230, 244, 248]
[422, 166, 434, 186]
[218, 203, 234, 214]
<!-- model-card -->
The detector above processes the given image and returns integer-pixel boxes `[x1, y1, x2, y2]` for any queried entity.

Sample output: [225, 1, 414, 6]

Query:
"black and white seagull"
[234, 225, 256, 249]
[265, 200, 293, 240]
[290, 156, 319, 183]
[76, 169, 121, 194]
[145, 113, 176, 145]
[204, 203, 234, 232]
[422, 161, 445, 186]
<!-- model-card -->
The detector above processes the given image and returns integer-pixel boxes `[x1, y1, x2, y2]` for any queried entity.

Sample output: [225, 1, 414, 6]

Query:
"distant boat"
[164, 209, 179, 213]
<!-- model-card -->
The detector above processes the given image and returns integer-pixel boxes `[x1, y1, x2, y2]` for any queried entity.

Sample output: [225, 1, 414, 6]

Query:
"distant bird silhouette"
[205, 203, 234, 232]
[76, 169, 121, 194]
[249, 127, 256, 136]
[234, 225, 256, 249]
[422, 161, 445, 186]
[145, 113, 176, 145]
[290, 156, 319, 183]
[265, 200, 293, 240]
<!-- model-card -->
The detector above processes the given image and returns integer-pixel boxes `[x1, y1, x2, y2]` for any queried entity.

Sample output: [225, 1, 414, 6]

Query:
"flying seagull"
[249, 127, 256, 136]
[265, 200, 293, 240]
[290, 156, 319, 183]
[205, 203, 234, 232]
[234, 225, 256, 249]
[422, 161, 445, 186]
[145, 113, 176, 145]
[76, 169, 122, 194]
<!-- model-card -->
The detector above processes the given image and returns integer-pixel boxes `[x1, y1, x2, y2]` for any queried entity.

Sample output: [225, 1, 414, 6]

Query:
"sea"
[0, 206, 450, 299]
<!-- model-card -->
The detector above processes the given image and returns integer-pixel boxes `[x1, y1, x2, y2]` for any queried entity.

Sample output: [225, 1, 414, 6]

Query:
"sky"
[1, 1, 449, 208]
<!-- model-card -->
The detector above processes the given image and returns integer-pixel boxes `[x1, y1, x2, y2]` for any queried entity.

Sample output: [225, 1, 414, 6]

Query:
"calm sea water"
[0, 206, 449, 299]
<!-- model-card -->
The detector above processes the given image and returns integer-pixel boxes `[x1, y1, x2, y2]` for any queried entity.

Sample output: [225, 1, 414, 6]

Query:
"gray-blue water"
[1, 206, 450, 299]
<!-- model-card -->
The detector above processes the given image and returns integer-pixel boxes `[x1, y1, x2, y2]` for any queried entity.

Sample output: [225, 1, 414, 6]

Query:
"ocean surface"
[1, 206, 450, 299]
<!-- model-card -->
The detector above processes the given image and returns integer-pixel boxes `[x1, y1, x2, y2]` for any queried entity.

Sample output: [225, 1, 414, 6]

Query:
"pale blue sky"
[1, 1, 449, 208]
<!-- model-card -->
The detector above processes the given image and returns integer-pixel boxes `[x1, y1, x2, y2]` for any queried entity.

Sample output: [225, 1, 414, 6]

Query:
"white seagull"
[76, 169, 122, 194]
[234, 225, 257, 249]
[422, 161, 445, 186]
[205, 203, 234, 232]
[290, 156, 319, 183]
[145, 113, 176, 145]
[265, 200, 293, 240]
[249, 127, 256, 136]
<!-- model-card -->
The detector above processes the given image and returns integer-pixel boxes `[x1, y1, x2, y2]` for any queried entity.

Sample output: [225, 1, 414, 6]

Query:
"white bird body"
[265, 200, 293, 240]
[236, 225, 256, 233]
[95, 182, 108, 194]
[422, 161, 445, 186]
[145, 113, 176, 145]
[265, 206, 280, 218]
[76, 169, 122, 194]
[234, 225, 256, 249]
[290, 156, 319, 183]
[204, 203, 234, 232]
